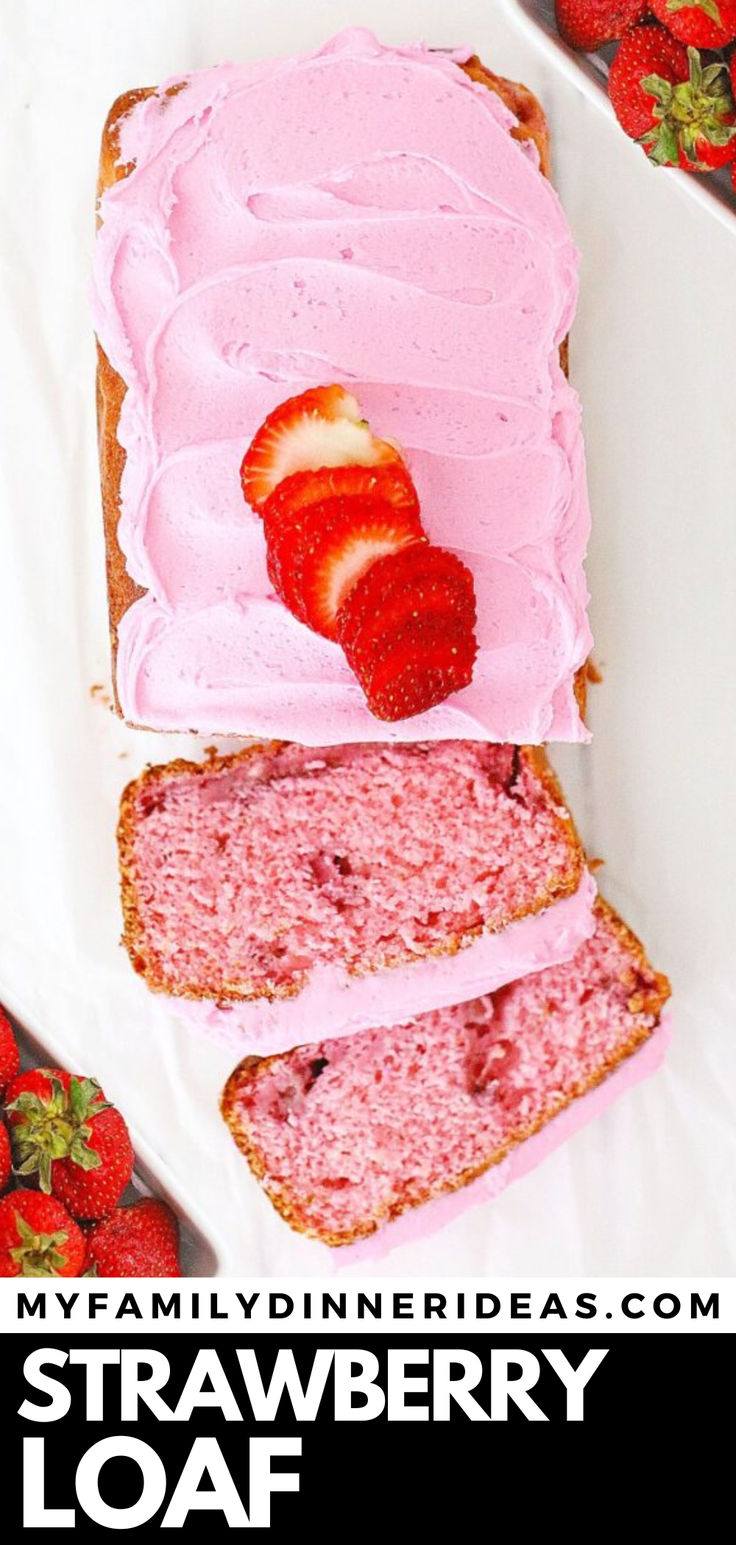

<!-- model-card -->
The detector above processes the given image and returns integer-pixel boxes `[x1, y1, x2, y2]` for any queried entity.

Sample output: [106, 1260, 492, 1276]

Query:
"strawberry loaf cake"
[221, 901, 670, 1246]
[97, 30, 670, 1254]
[92, 28, 593, 743]
[118, 740, 597, 1054]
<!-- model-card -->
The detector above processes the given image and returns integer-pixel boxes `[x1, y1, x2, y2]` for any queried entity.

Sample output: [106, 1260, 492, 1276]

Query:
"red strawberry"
[337, 544, 477, 675]
[263, 461, 420, 528]
[650, 0, 736, 48]
[85, 1198, 181, 1278]
[0, 1009, 20, 1097]
[0, 1189, 85, 1277]
[609, 27, 736, 168]
[0, 1122, 11, 1192]
[265, 495, 425, 639]
[555, 0, 648, 51]
[609, 25, 689, 138]
[240, 385, 400, 513]
[6, 1068, 134, 1220]
[337, 545, 477, 722]
[360, 620, 478, 722]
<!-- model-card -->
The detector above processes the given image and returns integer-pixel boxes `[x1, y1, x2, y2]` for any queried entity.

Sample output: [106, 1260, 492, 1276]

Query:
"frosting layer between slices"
[174, 872, 598, 1057]
[93, 27, 593, 742]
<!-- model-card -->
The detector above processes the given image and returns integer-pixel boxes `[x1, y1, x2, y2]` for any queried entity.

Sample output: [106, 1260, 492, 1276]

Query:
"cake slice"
[118, 740, 595, 1051]
[221, 901, 671, 1246]
[92, 29, 592, 743]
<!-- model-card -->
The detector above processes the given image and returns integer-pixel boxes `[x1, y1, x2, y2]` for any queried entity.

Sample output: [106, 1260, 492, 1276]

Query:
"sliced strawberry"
[241, 385, 401, 513]
[263, 461, 419, 528]
[356, 617, 478, 722]
[337, 544, 477, 671]
[265, 495, 425, 639]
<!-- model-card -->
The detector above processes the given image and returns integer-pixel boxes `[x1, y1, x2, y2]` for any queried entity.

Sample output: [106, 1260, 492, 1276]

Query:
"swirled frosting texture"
[92, 29, 593, 743]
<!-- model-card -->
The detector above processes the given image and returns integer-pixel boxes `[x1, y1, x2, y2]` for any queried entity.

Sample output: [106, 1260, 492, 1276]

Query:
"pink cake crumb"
[221, 902, 670, 1245]
[120, 740, 582, 1003]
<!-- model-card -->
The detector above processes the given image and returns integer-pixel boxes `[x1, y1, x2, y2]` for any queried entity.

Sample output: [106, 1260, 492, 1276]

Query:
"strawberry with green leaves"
[5, 1068, 134, 1219]
[650, 0, 736, 48]
[85, 1198, 181, 1277]
[609, 26, 736, 170]
[0, 1189, 85, 1277]
[555, 0, 648, 52]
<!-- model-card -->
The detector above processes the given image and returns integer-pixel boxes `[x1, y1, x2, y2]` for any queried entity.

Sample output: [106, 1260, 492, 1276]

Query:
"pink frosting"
[332, 1016, 672, 1266]
[92, 29, 592, 744]
[174, 869, 597, 1056]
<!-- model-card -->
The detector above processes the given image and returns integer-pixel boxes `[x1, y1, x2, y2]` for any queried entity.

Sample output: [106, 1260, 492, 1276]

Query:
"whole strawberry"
[650, 0, 736, 49]
[555, 0, 648, 51]
[0, 1188, 86, 1277]
[85, 1198, 181, 1277]
[0, 1122, 11, 1192]
[609, 26, 736, 169]
[0, 1009, 20, 1097]
[6, 1068, 134, 1219]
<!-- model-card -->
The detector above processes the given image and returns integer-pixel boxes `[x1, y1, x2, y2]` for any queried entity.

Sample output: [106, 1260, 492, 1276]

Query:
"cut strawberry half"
[355, 617, 478, 723]
[263, 461, 420, 528]
[337, 544, 477, 671]
[240, 385, 401, 513]
[266, 495, 425, 640]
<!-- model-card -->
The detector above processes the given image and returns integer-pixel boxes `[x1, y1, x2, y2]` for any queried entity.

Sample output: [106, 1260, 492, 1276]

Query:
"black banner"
[3, 1331, 730, 1532]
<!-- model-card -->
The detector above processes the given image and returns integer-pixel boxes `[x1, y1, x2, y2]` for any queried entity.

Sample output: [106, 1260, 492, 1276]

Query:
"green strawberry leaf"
[10, 1214, 70, 1276]
[702, 63, 728, 88]
[68, 1077, 109, 1124]
[641, 73, 674, 110]
[68, 1134, 102, 1172]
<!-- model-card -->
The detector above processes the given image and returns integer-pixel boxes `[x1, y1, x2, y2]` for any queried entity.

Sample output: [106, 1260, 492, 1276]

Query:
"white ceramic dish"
[502, 0, 736, 234]
[2, 994, 223, 1277]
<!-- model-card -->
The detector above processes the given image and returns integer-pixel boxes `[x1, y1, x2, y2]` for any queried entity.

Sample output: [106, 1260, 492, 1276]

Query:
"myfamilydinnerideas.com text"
[4, 1282, 721, 1329]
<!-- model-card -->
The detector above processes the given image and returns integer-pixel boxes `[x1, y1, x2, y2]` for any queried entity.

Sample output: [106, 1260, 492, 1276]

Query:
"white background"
[0, 0, 734, 1276]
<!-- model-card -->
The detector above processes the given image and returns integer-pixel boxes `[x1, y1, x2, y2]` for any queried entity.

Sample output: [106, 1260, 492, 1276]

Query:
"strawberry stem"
[8, 1075, 108, 1192]
[639, 47, 736, 167]
[10, 1213, 70, 1277]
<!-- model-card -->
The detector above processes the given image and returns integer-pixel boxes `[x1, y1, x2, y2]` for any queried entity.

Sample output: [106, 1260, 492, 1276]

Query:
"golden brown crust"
[461, 57, 551, 175]
[96, 90, 156, 712]
[220, 894, 671, 1246]
[95, 59, 564, 725]
[118, 741, 585, 1002]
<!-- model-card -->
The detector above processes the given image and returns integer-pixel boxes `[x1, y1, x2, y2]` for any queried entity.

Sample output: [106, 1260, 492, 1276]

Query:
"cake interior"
[226, 907, 668, 1243]
[123, 741, 580, 999]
